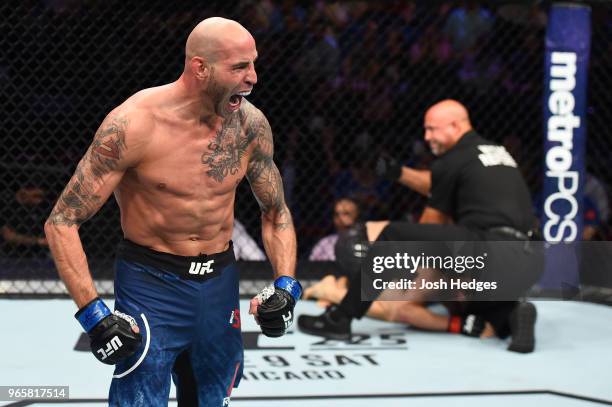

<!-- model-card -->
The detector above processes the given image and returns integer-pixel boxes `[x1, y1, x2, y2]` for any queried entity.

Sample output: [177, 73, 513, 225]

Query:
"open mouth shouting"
[228, 89, 252, 112]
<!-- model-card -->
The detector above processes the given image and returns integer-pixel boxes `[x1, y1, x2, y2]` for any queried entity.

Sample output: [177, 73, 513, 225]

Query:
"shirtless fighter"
[44, 17, 302, 406]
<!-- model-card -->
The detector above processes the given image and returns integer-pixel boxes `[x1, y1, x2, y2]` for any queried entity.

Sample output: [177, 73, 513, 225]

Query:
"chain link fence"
[1, 0, 611, 295]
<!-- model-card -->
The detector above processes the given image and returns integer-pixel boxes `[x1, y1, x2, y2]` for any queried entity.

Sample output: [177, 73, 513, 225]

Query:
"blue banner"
[541, 4, 591, 290]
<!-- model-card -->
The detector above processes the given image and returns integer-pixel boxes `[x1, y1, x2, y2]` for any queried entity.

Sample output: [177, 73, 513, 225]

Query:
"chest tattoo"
[201, 114, 249, 183]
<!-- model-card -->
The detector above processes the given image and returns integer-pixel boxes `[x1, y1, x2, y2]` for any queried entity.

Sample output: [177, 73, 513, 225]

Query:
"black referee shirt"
[428, 130, 534, 232]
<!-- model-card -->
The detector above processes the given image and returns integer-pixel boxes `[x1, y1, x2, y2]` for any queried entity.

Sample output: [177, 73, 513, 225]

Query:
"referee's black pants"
[337, 222, 530, 338]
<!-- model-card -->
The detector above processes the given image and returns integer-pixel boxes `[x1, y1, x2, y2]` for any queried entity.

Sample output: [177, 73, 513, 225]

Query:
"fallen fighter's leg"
[303, 274, 495, 337]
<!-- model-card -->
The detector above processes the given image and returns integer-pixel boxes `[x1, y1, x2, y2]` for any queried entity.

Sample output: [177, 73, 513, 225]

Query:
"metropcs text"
[372, 253, 486, 274]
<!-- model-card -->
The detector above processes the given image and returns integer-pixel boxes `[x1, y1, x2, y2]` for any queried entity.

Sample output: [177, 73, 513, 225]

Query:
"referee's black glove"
[375, 154, 402, 181]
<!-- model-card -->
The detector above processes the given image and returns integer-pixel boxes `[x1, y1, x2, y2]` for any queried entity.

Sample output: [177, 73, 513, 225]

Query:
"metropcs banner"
[541, 3, 591, 290]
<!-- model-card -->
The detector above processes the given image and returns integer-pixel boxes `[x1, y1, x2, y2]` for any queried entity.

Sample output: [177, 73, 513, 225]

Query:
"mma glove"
[256, 276, 303, 338]
[75, 297, 142, 365]
[448, 314, 486, 337]
[375, 154, 402, 181]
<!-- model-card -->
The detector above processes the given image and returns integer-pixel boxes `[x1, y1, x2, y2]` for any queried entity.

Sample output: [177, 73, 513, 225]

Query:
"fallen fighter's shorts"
[109, 239, 243, 407]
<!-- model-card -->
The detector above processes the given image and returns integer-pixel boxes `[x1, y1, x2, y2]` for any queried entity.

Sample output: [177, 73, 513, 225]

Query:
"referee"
[298, 99, 541, 353]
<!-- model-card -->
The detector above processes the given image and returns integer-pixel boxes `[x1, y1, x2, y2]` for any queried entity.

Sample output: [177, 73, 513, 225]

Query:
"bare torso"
[45, 22, 296, 308]
[117, 85, 254, 255]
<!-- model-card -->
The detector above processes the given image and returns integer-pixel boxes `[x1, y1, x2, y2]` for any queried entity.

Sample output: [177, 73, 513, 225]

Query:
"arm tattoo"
[47, 115, 129, 226]
[246, 111, 292, 230]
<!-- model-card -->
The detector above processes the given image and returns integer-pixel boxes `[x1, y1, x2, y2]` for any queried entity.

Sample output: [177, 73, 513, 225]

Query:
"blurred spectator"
[456, 38, 503, 95]
[1, 185, 50, 258]
[319, 1, 351, 30]
[393, 0, 417, 45]
[278, 0, 307, 39]
[409, 23, 453, 66]
[384, 27, 409, 66]
[361, 61, 396, 144]
[232, 219, 266, 261]
[443, 0, 494, 54]
[281, 125, 301, 210]
[583, 174, 610, 240]
[499, 30, 542, 96]
[534, 173, 610, 241]
[309, 197, 360, 261]
[293, 17, 340, 87]
[238, 0, 282, 37]
[408, 21, 457, 103]
[497, 2, 547, 29]
[333, 150, 391, 219]
[40, 0, 81, 15]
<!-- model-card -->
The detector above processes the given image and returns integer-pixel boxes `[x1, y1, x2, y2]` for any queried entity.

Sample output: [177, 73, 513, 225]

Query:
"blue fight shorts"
[109, 239, 243, 407]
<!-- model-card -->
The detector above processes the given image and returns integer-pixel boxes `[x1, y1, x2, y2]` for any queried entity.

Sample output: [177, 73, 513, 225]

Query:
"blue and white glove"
[254, 276, 302, 338]
[75, 297, 142, 365]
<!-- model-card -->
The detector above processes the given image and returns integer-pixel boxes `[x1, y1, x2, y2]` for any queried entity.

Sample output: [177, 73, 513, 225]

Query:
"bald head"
[423, 99, 473, 156]
[185, 17, 254, 62]
[180, 17, 258, 119]
[425, 99, 471, 127]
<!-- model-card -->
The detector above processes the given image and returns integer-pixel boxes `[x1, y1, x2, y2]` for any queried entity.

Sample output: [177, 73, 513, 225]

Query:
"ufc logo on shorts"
[282, 311, 292, 329]
[188, 260, 215, 275]
[222, 396, 231, 406]
[97, 336, 123, 361]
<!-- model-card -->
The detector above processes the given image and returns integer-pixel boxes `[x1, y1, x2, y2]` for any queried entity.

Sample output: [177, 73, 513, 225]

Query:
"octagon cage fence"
[2, 0, 612, 301]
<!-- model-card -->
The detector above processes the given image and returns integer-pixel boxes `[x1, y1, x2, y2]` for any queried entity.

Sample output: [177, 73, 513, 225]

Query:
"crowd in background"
[2, 0, 612, 261]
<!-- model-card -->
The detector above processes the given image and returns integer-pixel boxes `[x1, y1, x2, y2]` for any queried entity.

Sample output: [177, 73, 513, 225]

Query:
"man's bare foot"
[336, 276, 349, 289]
[303, 275, 338, 300]
[316, 299, 332, 308]
[480, 322, 496, 338]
